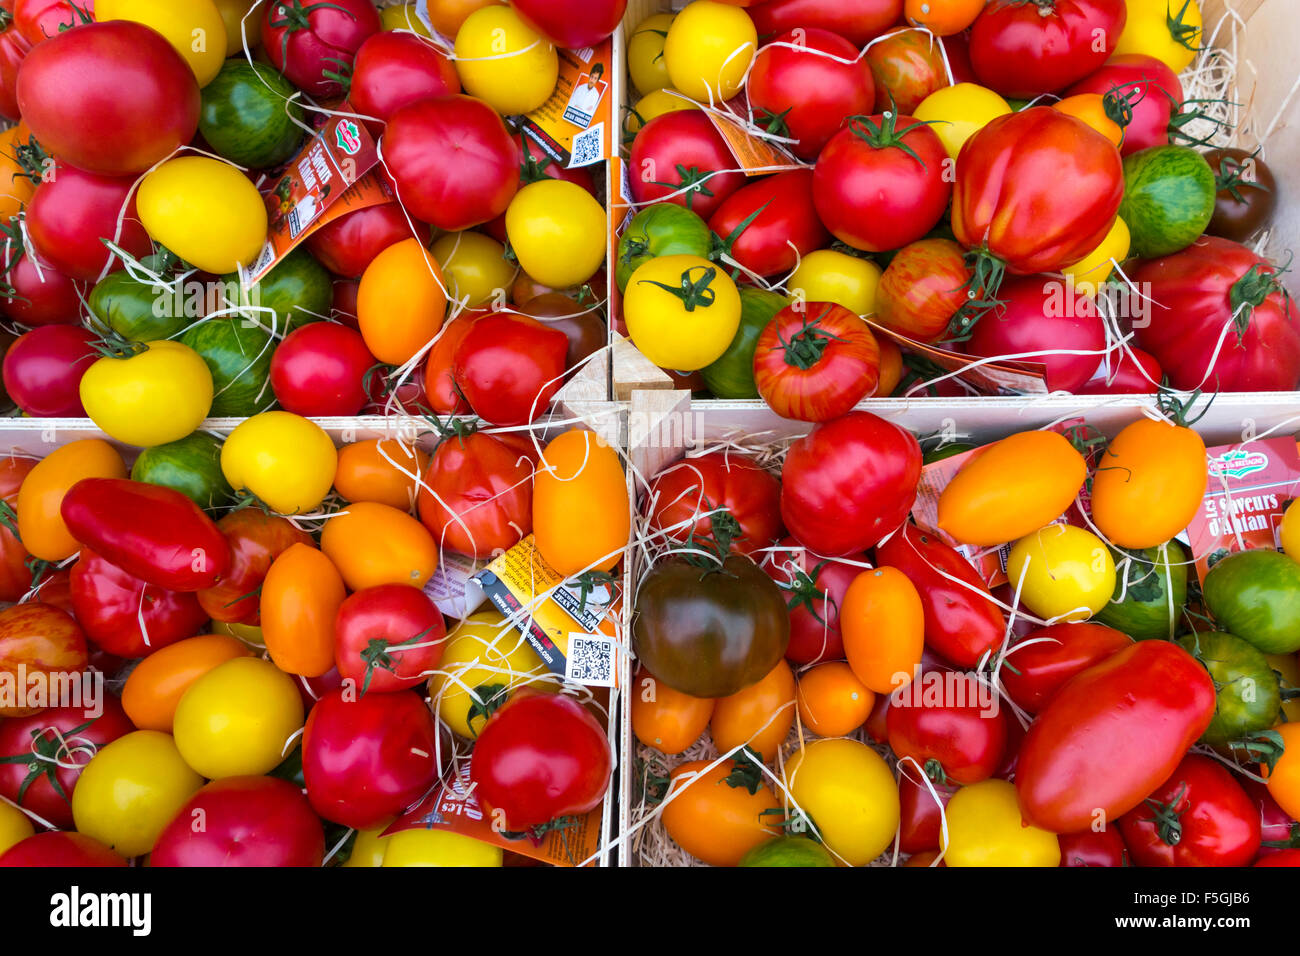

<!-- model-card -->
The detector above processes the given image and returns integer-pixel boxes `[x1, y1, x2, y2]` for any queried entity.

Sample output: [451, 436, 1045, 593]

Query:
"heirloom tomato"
[662, 758, 779, 867]
[760, 538, 866, 665]
[334, 439, 429, 512]
[137, 157, 268, 275]
[0, 603, 87, 718]
[25, 164, 152, 280]
[14, 0, 93, 45]
[510, 0, 626, 49]
[663, 0, 755, 103]
[710, 659, 795, 763]
[197, 510, 313, 624]
[350, 30, 459, 131]
[506, 179, 607, 290]
[627, 110, 745, 220]
[17, 439, 126, 563]
[453, 5, 556, 116]
[753, 302, 880, 422]
[969, 0, 1126, 98]
[430, 612, 550, 739]
[627, 12, 673, 95]
[3, 325, 96, 417]
[913, 82, 1012, 160]
[1058, 828, 1130, 867]
[381, 829, 502, 868]
[95, 0, 227, 87]
[121, 634, 252, 733]
[943, 780, 1061, 867]
[865, 28, 948, 114]
[796, 661, 875, 738]
[533, 429, 630, 577]
[785, 738, 899, 866]
[307, 202, 429, 279]
[270, 322, 376, 417]
[221, 412, 338, 515]
[0, 250, 86, 328]
[1113, 0, 1202, 73]
[905, 0, 984, 34]
[320, 502, 439, 591]
[785, 250, 881, 318]
[70, 548, 207, 658]
[261, 0, 379, 98]
[750, 0, 903, 47]
[1178, 630, 1280, 746]
[888, 673, 1007, 785]
[431, 232, 516, 308]
[1202, 550, 1300, 656]
[631, 667, 713, 756]
[260, 543, 346, 677]
[874, 239, 973, 342]
[646, 451, 783, 558]
[0, 831, 125, 867]
[357, 237, 448, 366]
[840, 566, 925, 694]
[200, 60, 304, 168]
[1204, 147, 1278, 243]
[418, 431, 535, 559]
[624, 255, 741, 372]
[898, 766, 955, 854]
[334, 585, 446, 695]
[453, 312, 568, 425]
[1066, 54, 1183, 157]
[79, 340, 213, 448]
[709, 170, 828, 279]
[1007, 525, 1117, 622]
[1000, 623, 1132, 715]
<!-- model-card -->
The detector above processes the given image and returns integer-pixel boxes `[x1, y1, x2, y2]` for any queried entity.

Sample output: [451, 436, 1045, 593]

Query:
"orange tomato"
[17, 440, 128, 562]
[1263, 723, 1300, 820]
[903, 849, 945, 867]
[937, 431, 1086, 546]
[1090, 418, 1208, 549]
[532, 429, 630, 577]
[840, 566, 925, 694]
[260, 544, 346, 677]
[796, 661, 875, 737]
[875, 337, 903, 397]
[333, 439, 430, 512]
[0, 123, 36, 222]
[631, 666, 714, 755]
[661, 759, 780, 866]
[357, 238, 448, 366]
[905, 0, 986, 35]
[121, 634, 252, 732]
[429, 0, 502, 36]
[1053, 93, 1124, 148]
[320, 501, 439, 590]
[710, 659, 796, 763]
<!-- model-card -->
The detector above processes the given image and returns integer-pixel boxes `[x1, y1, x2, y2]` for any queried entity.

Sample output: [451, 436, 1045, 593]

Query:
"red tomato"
[334, 585, 447, 695]
[2, 325, 95, 417]
[812, 113, 951, 254]
[261, 0, 380, 99]
[1058, 827, 1130, 867]
[452, 312, 568, 426]
[509, 0, 626, 49]
[350, 31, 459, 133]
[1256, 849, 1300, 867]
[999, 622, 1132, 715]
[0, 13, 29, 121]
[196, 510, 313, 625]
[270, 322, 376, 417]
[151, 776, 325, 867]
[302, 687, 445, 830]
[1016, 641, 1216, 833]
[364, 360, 430, 417]
[0, 831, 125, 866]
[745, 28, 875, 161]
[0, 602, 87, 717]
[780, 412, 921, 557]
[1242, 778, 1297, 859]
[513, 293, 606, 372]
[708, 170, 829, 279]
[16, 21, 199, 177]
[25, 163, 152, 280]
[898, 764, 956, 854]
[647, 451, 783, 559]
[865, 28, 949, 114]
[1119, 754, 1260, 867]
[969, 0, 1127, 98]
[875, 523, 1007, 669]
[1076, 346, 1163, 394]
[417, 432, 535, 559]
[0, 697, 134, 828]
[887, 672, 1008, 785]
[753, 302, 880, 422]
[69, 548, 207, 659]
[306, 201, 430, 279]
[0, 249, 87, 327]
[953, 107, 1123, 276]
[469, 692, 611, 830]
[383, 95, 519, 231]
[1132, 236, 1300, 392]
[13, 0, 92, 46]
[422, 313, 477, 416]
[1066, 54, 1183, 156]
[875, 238, 974, 343]
[628, 110, 746, 221]
[759, 537, 865, 665]
[750, 0, 904, 47]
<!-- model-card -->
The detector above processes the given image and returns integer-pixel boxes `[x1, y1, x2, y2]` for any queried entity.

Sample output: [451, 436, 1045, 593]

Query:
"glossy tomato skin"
[1204, 147, 1278, 243]
[197, 510, 313, 625]
[383, 95, 518, 231]
[151, 776, 325, 867]
[1000, 623, 1132, 715]
[887, 673, 1008, 785]
[25, 163, 152, 280]
[750, 0, 903, 47]
[349, 30, 459, 132]
[1058, 827, 1130, 867]
[334, 585, 447, 694]
[452, 313, 568, 426]
[1132, 236, 1300, 392]
[865, 28, 948, 114]
[470, 692, 611, 830]
[302, 687, 444, 830]
[1077, 346, 1163, 394]
[628, 110, 746, 221]
[61, 479, 230, 592]
[780, 412, 922, 557]
[898, 763, 956, 854]
[14, 0, 94, 46]
[270, 322, 376, 417]
[422, 312, 476, 415]
[708, 170, 829, 278]
[69, 547, 208, 658]
[0, 697, 135, 829]
[969, 0, 1126, 98]
[745, 28, 875, 161]
[0, 602, 88, 717]
[647, 451, 783, 558]
[261, 0, 380, 99]
[418, 432, 535, 559]
[16, 21, 199, 177]
[0, 250, 87, 327]
[2, 324, 95, 417]
[1017, 640, 1216, 833]
[509, 0, 625, 48]
[0, 830, 126, 866]
[753, 302, 880, 421]
[1119, 754, 1260, 867]
[875, 524, 1006, 669]
[875, 238, 973, 343]
[306, 201, 430, 279]
[0, 18, 30, 121]
[1066, 54, 1182, 156]
[953, 108, 1123, 276]
[813, 114, 951, 254]
[759, 537, 865, 665]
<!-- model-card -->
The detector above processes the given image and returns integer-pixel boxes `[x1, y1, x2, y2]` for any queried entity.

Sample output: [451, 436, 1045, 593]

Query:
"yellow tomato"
[1114, 0, 1202, 74]
[211, 619, 266, 651]
[0, 801, 33, 856]
[533, 429, 630, 576]
[429, 612, 551, 738]
[220, 411, 339, 514]
[213, 0, 262, 54]
[381, 829, 503, 866]
[71, 731, 204, 859]
[942, 779, 1060, 867]
[1283, 500, 1300, 566]
[172, 657, 305, 779]
[664, 0, 756, 104]
[1062, 216, 1130, 294]
[432, 231, 517, 308]
[80, 340, 214, 447]
[320, 501, 439, 590]
[786, 250, 883, 317]
[1007, 524, 1117, 623]
[937, 431, 1087, 546]
[380, 2, 434, 37]
[624, 254, 741, 371]
[454, 5, 558, 116]
[785, 738, 898, 866]
[505, 180, 607, 290]
[914, 83, 1012, 160]
[357, 237, 448, 366]
[98, 0, 228, 87]
[625, 88, 698, 136]
[121, 634, 252, 733]
[343, 828, 391, 867]
[137, 157, 268, 274]
[17, 439, 127, 562]
[628, 13, 675, 95]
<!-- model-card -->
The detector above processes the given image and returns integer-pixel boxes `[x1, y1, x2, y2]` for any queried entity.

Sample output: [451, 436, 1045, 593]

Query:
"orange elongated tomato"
[661, 759, 780, 867]
[1090, 418, 1208, 549]
[334, 439, 430, 512]
[937, 431, 1087, 546]
[710, 658, 796, 764]
[17, 440, 128, 562]
[121, 634, 252, 732]
[320, 501, 438, 590]
[533, 429, 630, 576]
[260, 544, 346, 677]
[840, 566, 924, 694]
[630, 666, 714, 755]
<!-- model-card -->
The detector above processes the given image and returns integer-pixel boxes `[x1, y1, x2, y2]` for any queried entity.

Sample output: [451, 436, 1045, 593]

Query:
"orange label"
[510, 42, 614, 169]
[704, 108, 804, 175]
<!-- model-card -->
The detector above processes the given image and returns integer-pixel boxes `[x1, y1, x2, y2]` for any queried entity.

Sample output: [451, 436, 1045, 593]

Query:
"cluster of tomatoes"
[617, 0, 1293, 406]
[632, 406, 1300, 867]
[0, 0, 616, 433]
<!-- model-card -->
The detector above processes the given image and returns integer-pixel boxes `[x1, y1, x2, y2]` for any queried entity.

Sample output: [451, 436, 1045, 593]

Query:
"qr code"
[568, 123, 604, 169]
[565, 632, 615, 687]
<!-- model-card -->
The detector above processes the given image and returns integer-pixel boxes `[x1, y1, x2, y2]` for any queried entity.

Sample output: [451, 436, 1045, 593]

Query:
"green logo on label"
[1210, 449, 1268, 480]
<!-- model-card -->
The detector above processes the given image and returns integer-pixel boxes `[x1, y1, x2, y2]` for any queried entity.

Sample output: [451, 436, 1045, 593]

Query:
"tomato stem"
[844, 102, 939, 169]
[648, 164, 716, 211]
[722, 746, 766, 793]
[1140, 780, 1188, 847]
[1167, 0, 1205, 53]
[779, 561, 832, 626]
[1213, 149, 1272, 203]
[1229, 259, 1292, 343]
[636, 264, 719, 313]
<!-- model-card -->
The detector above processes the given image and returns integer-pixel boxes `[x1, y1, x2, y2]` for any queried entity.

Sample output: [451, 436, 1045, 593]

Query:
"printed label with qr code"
[564, 632, 615, 687]
[567, 123, 604, 168]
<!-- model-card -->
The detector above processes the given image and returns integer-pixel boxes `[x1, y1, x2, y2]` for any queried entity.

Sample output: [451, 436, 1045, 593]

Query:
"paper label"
[704, 108, 804, 175]
[422, 551, 487, 619]
[509, 43, 614, 169]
